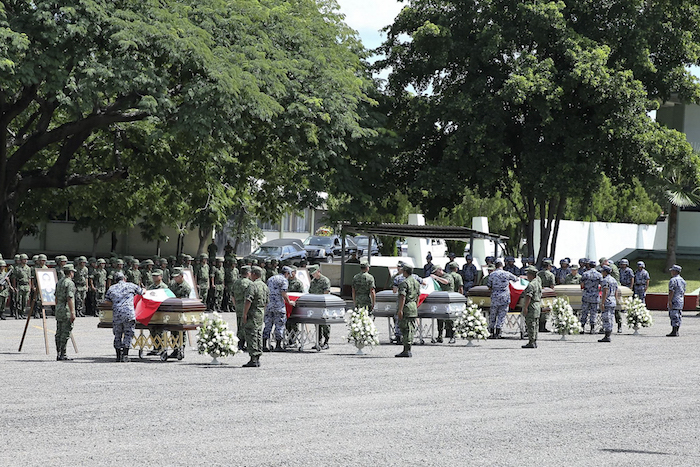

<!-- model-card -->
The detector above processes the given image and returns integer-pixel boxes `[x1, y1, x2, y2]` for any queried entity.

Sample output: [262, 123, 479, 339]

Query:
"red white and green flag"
[134, 288, 176, 326]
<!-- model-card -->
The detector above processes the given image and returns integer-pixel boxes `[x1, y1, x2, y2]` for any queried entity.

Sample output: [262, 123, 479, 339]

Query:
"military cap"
[216, 257, 224, 262]
[599, 257, 608, 264]
[88, 257, 96, 263]
[588, 259, 596, 267]
[116, 259, 125, 265]
[97, 258, 106, 264]
[579, 258, 587, 264]
[199, 253, 208, 259]
[14, 254, 20, 260]
[620, 259, 629, 265]
[152, 269, 163, 276]
[396, 260, 405, 268]
[240, 265, 251, 274]
[37, 254, 47, 261]
[142, 259, 154, 265]
[307, 264, 320, 274]
[401, 264, 413, 273]
[172, 268, 184, 277]
[0, 260, 6, 267]
[32, 255, 38, 261]
[251, 259, 259, 265]
[183, 254, 193, 261]
[159, 258, 168, 264]
[168, 255, 177, 262]
[131, 258, 140, 265]
[465, 254, 473, 260]
[448, 252, 456, 258]
[78, 256, 87, 263]
[281, 266, 293, 274]
[670, 264, 682, 272]
[601, 265, 612, 273]
[525, 266, 538, 275]
[637, 261, 645, 267]
[448, 261, 459, 270]
[63, 264, 76, 272]
[113, 271, 125, 281]
[571, 264, 579, 270]
[360, 261, 369, 268]
[251, 266, 264, 276]
[542, 259, 552, 266]
[19, 253, 28, 260]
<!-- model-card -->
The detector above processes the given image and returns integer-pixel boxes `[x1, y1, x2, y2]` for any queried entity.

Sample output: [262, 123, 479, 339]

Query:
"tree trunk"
[156, 239, 161, 257]
[549, 196, 567, 261]
[177, 232, 184, 257]
[525, 196, 536, 258]
[665, 205, 678, 271]
[92, 231, 99, 257]
[197, 225, 212, 257]
[110, 231, 118, 253]
[0, 199, 20, 257]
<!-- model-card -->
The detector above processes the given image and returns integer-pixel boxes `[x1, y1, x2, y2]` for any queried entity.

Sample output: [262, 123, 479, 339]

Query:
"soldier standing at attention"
[555, 258, 571, 285]
[196, 254, 210, 307]
[352, 261, 376, 313]
[30, 254, 48, 319]
[504, 256, 519, 275]
[667, 265, 686, 337]
[212, 257, 225, 312]
[263, 266, 295, 352]
[617, 259, 634, 332]
[233, 266, 253, 350]
[55, 256, 67, 281]
[580, 259, 602, 334]
[125, 258, 142, 288]
[222, 257, 237, 312]
[91, 259, 108, 303]
[537, 259, 556, 332]
[598, 265, 619, 343]
[423, 252, 436, 278]
[308, 264, 332, 350]
[73, 256, 89, 317]
[444, 252, 457, 271]
[461, 255, 478, 293]
[487, 260, 517, 339]
[395, 264, 420, 358]
[105, 272, 143, 362]
[242, 266, 269, 367]
[430, 267, 454, 343]
[159, 258, 170, 283]
[12, 253, 31, 319]
[632, 261, 650, 303]
[207, 240, 218, 262]
[564, 264, 582, 284]
[521, 266, 542, 349]
[0, 260, 13, 320]
[55, 264, 77, 361]
[107, 259, 125, 288]
[224, 240, 234, 259]
[141, 259, 155, 289]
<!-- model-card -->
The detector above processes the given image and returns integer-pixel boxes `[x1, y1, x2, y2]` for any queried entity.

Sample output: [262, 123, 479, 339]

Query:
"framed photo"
[181, 267, 199, 300]
[36, 268, 58, 306]
[295, 268, 310, 293]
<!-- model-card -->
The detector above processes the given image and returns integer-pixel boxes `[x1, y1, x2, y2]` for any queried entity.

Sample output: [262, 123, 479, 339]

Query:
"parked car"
[303, 235, 357, 263]
[354, 236, 380, 256]
[245, 239, 307, 266]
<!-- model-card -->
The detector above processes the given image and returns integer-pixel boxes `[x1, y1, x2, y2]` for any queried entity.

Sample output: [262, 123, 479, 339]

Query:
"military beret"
[601, 265, 612, 273]
[97, 258, 106, 264]
[19, 253, 28, 260]
[251, 266, 264, 276]
[360, 261, 369, 268]
[240, 265, 251, 273]
[401, 264, 413, 273]
[307, 264, 320, 274]
[281, 266, 293, 274]
[152, 269, 163, 276]
[525, 266, 538, 275]
[670, 264, 682, 272]
[63, 264, 76, 272]
[37, 254, 47, 261]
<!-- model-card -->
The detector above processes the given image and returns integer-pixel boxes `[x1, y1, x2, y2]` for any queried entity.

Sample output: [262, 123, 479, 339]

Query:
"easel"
[18, 296, 77, 356]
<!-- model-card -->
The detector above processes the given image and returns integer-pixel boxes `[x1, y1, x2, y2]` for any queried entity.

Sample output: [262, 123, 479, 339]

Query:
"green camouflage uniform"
[437, 272, 455, 339]
[564, 273, 582, 285]
[397, 275, 420, 345]
[92, 268, 108, 301]
[523, 276, 543, 346]
[287, 277, 304, 293]
[14, 264, 31, 318]
[55, 276, 76, 355]
[74, 265, 89, 317]
[223, 264, 238, 312]
[212, 265, 225, 311]
[233, 277, 253, 345]
[169, 279, 192, 299]
[537, 269, 555, 329]
[142, 268, 154, 289]
[0, 268, 10, 317]
[126, 268, 142, 287]
[244, 278, 269, 359]
[352, 271, 375, 311]
[197, 263, 210, 305]
[309, 273, 332, 343]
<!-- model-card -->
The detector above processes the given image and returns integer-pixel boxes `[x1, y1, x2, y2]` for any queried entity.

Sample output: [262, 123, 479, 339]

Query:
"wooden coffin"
[98, 298, 206, 325]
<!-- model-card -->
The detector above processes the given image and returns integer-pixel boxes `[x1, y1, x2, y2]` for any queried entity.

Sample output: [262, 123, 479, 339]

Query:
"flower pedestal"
[355, 343, 365, 355]
[209, 352, 222, 365]
[633, 325, 640, 336]
[465, 339, 474, 347]
[560, 334, 567, 341]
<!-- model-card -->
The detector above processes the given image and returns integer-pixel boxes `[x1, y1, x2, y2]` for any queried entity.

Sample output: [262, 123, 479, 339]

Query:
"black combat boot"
[395, 344, 412, 357]
[487, 328, 495, 339]
[262, 338, 270, 352]
[115, 348, 122, 362]
[274, 339, 284, 352]
[617, 323, 622, 333]
[521, 341, 537, 348]
[243, 356, 260, 367]
[320, 338, 329, 350]
[666, 326, 679, 337]
[598, 331, 611, 342]
[121, 349, 130, 362]
[495, 328, 502, 339]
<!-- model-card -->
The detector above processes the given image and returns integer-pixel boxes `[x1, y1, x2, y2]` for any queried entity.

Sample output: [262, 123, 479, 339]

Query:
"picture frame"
[36, 268, 58, 306]
[181, 267, 199, 300]
[295, 268, 310, 293]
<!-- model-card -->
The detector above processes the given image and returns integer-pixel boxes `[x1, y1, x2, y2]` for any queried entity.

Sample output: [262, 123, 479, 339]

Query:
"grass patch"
[636, 258, 700, 294]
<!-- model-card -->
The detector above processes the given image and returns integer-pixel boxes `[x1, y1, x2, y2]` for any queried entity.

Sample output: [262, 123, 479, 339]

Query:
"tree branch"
[18, 168, 128, 192]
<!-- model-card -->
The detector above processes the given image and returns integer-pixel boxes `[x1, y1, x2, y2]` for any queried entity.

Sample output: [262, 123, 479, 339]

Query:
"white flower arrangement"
[623, 296, 653, 328]
[550, 297, 583, 335]
[346, 307, 380, 348]
[453, 300, 490, 341]
[196, 312, 239, 358]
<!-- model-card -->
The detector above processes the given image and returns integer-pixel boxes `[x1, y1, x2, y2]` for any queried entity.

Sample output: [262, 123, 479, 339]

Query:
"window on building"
[283, 209, 310, 233]
[257, 219, 280, 231]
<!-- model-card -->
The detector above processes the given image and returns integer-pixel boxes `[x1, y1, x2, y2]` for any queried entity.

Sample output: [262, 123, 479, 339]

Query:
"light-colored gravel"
[1, 310, 699, 466]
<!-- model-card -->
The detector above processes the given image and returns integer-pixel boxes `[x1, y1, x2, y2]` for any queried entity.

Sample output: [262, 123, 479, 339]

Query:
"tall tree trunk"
[549, 195, 567, 261]
[666, 204, 678, 271]
[92, 231, 99, 257]
[197, 225, 212, 257]
[110, 231, 118, 253]
[0, 198, 20, 257]
[156, 239, 161, 257]
[525, 196, 536, 258]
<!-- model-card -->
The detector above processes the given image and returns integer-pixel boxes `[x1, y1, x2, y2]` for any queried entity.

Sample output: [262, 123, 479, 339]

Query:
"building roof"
[340, 222, 508, 242]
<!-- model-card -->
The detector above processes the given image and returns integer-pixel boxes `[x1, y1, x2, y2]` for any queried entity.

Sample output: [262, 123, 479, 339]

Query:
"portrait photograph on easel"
[36, 268, 58, 306]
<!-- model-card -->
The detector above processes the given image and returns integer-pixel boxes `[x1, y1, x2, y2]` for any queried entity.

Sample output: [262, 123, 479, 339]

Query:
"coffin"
[417, 291, 467, 319]
[373, 290, 399, 318]
[553, 285, 633, 311]
[290, 293, 347, 324]
[467, 285, 556, 312]
[98, 298, 206, 325]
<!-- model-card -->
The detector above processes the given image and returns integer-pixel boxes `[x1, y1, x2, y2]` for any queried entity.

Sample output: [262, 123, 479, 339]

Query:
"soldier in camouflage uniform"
[147, 269, 169, 355]
[141, 259, 155, 289]
[537, 259, 556, 332]
[564, 264, 582, 284]
[212, 257, 225, 312]
[521, 266, 542, 349]
[105, 272, 143, 362]
[55, 264, 77, 361]
[91, 259, 108, 304]
[108, 259, 125, 288]
[504, 256, 519, 275]
[395, 264, 420, 358]
[667, 265, 686, 337]
[73, 256, 89, 317]
[125, 258, 142, 287]
[632, 261, 650, 303]
[264, 266, 295, 352]
[196, 254, 210, 307]
[55, 256, 67, 281]
[12, 254, 31, 319]
[233, 266, 253, 351]
[242, 266, 269, 367]
[599, 257, 619, 282]
[207, 241, 218, 262]
[461, 255, 478, 293]
[222, 257, 238, 312]
[555, 258, 571, 285]
[598, 266, 618, 342]
[617, 259, 634, 332]
[30, 254, 48, 319]
[487, 261, 517, 338]
[159, 258, 170, 284]
[352, 261, 376, 313]
[308, 264, 332, 350]
[580, 259, 602, 334]
[446, 262, 464, 343]
[430, 267, 454, 343]
[169, 268, 192, 299]
[0, 260, 12, 319]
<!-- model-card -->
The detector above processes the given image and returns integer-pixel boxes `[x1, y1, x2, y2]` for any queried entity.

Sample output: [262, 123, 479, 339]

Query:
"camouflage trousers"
[669, 309, 682, 327]
[319, 324, 330, 341]
[55, 317, 73, 354]
[244, 311, 264, 358]
[198, 285, 209, 308]
[75, 289, 87, 316]
[581, 302, 598, 330]
[398, 316, 416, 346]
[113, 319, 135, 350]
[601, 305, 614, 332]
[263, 308, 286, 341]
[213, 285, 224, 311]
[489, 302, 510, 329]
[16, 286, 30, 316]
[437, 319, 454, 337]
[235, 306, 246, 345]
[392, 312, 402, 339]
[633, 287, 646, 303]
[525, 310, 540, 345]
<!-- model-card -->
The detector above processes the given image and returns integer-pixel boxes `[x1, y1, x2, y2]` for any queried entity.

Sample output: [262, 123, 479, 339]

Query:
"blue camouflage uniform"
[503, 257, 519, 276]
[619, 267, 633, 288]
[486, 269, 517, 331]
[580, 268, 602, 332]
[669, 274, 686, 328]
[600, 274, 618, 333]
[555, 264, 571, 285]
[105, 281, 143, 351]
[461, 261, 478, 293]
[264, 274, 289, 342]
[633, 268, 650, 303]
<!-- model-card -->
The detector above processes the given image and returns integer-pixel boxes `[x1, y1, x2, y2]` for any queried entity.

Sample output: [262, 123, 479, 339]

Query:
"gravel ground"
[1, 310, 699, 466]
